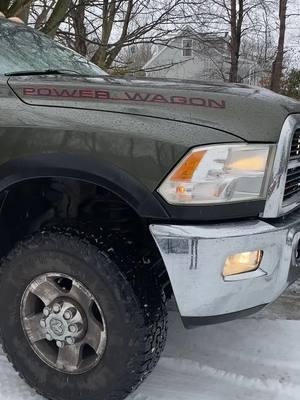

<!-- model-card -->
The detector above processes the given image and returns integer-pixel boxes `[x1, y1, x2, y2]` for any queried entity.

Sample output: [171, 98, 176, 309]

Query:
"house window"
[182, 39, 193, 57]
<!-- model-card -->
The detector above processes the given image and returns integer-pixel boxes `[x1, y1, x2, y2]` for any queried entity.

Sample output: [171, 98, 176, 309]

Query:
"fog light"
[223, 251, 263, 277]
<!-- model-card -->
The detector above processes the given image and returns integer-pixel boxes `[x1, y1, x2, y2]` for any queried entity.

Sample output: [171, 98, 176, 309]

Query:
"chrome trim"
[150, 209, 300, 317]
[263, 114, 300, 218]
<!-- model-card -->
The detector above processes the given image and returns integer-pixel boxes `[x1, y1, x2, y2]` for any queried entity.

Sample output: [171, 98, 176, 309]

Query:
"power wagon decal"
[22, 87, 226, 109]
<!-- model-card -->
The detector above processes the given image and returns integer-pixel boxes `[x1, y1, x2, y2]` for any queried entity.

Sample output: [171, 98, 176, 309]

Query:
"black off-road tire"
[0, 230, 167, 400]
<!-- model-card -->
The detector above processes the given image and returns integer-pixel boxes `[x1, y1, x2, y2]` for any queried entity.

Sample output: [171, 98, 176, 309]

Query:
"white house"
[143, 27, 261, 85]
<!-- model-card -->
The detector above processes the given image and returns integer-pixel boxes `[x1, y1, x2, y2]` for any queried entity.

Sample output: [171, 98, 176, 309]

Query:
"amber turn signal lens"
[223, 251, 263, 277]
[170, 150, 206, 181]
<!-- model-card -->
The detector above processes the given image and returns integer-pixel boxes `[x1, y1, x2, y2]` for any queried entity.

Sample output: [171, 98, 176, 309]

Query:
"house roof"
[143, 25, 228, 70]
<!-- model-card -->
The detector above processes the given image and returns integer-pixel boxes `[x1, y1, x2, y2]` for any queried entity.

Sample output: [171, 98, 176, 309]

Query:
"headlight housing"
[157, 144, 274, 205]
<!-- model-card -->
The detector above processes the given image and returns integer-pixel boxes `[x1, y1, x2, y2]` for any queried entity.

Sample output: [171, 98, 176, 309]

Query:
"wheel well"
[0, 177, 172, 295]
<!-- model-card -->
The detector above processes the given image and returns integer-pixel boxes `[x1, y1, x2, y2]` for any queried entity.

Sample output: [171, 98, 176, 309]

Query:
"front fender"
[0, 153, 169, 219]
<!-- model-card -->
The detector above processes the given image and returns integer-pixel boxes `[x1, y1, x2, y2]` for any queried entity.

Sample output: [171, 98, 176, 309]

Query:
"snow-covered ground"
[1, 284, 300, 400]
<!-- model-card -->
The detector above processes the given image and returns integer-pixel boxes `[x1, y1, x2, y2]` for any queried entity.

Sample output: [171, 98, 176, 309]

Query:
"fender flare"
[0, 153, 169, 219]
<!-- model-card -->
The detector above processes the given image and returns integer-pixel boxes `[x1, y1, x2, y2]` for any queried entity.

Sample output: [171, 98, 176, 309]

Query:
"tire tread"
[0, 227, 167, 400]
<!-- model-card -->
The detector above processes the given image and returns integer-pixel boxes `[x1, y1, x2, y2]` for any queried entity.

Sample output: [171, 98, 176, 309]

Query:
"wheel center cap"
[49, 318, 65, 336]
[41, 298, 86, 345]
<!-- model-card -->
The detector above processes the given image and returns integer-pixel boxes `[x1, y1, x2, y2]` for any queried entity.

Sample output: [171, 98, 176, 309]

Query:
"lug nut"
[68, 324, 77, 333]
[63, 307, 76, 321]
[40, 319, 46, 328]
[53, 303, 61, 313]
[69, 323, 82, 334]
[66, 336, 75, 345]
[46, 333, 52, 341]
[43, 307, 51, 317]
[56, 340, 64, 348]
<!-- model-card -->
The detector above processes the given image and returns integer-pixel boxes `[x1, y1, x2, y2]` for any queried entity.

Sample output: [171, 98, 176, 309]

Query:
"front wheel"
[0, 230, 167, 400]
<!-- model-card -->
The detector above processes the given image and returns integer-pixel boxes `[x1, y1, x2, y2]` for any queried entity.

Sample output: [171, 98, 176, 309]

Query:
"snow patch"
[1, 305, 300, 399]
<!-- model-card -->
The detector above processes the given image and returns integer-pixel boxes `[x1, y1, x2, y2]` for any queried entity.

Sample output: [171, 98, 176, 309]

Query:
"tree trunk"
[35, 0, 55, 30]
[71, 0, 87, 56]
[270, 0, 287, 92]
[229, 0, 243, 83]
[91, 0, 116, 68]
[229, 0, 238, 82]
[91, 0, 133, 70]
[41, 0, 72, 38]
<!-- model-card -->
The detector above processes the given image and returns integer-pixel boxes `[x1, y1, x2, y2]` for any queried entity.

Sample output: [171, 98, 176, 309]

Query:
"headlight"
[157, 144, 274, 205]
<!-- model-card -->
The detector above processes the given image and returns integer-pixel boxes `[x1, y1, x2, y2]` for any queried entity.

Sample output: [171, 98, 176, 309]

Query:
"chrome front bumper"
[150, 209, 300, 319]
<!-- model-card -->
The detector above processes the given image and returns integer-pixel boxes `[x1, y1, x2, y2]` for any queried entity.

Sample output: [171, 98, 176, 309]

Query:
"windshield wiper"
[5, 69, 81, 77]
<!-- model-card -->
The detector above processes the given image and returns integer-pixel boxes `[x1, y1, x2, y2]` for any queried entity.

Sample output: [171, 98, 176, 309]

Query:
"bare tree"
[40, 0, 72, 37]
[183, 0, 275, 83]
[2, 0, 289, 85]
[33, 0, 56, 29]
[89, 0, 184, 69]
[0, 0, 72, 36]
[69, 0, 87, 55]
[0, 0, 183, 73]
[50, 0, 186, 70]
[229, 0, 244, 82]
[270, 0, 288, 92]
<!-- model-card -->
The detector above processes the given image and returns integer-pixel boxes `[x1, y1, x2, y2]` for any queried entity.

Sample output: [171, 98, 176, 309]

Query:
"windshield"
[0, 19, 107, 77]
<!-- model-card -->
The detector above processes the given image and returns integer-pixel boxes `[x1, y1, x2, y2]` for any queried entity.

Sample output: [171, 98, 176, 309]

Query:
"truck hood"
[8, 75, 300, 143]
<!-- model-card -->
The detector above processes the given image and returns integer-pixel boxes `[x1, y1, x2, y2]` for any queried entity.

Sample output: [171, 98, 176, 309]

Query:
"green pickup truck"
[0, 17, 300, 400]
